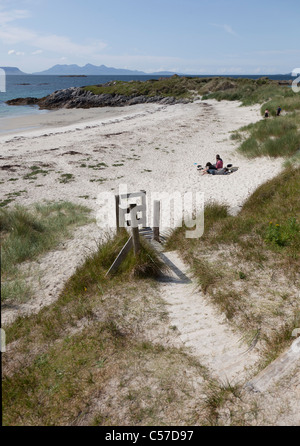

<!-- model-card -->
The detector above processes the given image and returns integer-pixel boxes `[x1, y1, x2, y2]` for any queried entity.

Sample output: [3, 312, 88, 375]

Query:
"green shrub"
[265, 218, 300, 248]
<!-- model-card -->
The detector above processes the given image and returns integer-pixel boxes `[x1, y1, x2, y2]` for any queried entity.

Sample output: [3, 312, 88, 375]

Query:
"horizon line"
[0, 65, 293, 77]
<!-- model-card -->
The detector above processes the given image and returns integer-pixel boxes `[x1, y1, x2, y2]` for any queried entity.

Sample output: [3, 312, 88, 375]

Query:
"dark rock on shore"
[6, 87, 190, 110]
[278, 80, 292, 86]
[6, 97, 39, 106]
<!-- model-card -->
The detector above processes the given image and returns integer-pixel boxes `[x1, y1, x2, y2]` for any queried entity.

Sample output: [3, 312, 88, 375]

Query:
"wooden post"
[130, 204, 140, 256]
[105, 237, 133, 276]
[153, 200, 160, 242]
[115, 195, 121, 233]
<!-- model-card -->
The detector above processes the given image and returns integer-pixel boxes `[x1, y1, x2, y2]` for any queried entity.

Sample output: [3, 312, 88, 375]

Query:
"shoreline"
[0, 104, 50, 133]
[0, 103, 163, 136]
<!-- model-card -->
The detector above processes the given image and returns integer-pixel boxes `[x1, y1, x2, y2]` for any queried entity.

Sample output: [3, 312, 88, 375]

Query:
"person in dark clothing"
[202, 162, 218, 175]
[276, 106, 282, 116]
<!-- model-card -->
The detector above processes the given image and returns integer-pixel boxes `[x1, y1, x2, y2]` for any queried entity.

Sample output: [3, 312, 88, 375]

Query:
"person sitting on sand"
[202, 155, 224, 175]
[215, 154, 223, 169]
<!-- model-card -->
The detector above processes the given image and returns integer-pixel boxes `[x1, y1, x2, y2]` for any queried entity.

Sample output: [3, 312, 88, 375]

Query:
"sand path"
[158, 250, 259, 384]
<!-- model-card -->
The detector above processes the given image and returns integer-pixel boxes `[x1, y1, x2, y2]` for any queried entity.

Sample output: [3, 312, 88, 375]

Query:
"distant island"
[1, 64, 182, 76]
[59, 75, 88, 78]
[33, 63, 179, 76]
[1, 64, 294, 80]
[0, 66, 28, 75]
[34, 63, 148, 76]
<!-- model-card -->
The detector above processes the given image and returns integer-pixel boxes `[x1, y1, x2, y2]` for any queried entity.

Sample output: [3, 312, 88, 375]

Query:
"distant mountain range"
[1, 64, 179, 76]
[1, 65, 293, 79]
[33, 64, 181, 76]
[34, 63, 147, 75]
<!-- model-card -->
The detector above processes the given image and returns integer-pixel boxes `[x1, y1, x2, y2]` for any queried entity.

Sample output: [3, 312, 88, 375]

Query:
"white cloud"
[0, 8, 30, 24]
[31, 49, 43, 55]
[8, 48, 25, 56]
[0, 6, 107, 57]
[33, 34, 107, 56]
[0, 25, 36, 44]
[223, 25, 237, 36]
[211, 23, 238, 36]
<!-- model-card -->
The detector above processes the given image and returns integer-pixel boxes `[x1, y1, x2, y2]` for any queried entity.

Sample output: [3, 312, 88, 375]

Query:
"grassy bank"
[202, 78, 294, 107]
[166, 167, 300, 363]
[2, 230, 211, 426]
[5, 226, 265, 427]
[235, 112, 300, 158]
[83, 76, 288, 102]
[1, 202, 91, 302]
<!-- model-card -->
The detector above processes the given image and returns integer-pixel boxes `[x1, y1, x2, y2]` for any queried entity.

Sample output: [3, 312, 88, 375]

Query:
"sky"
[0, 0, 299, 74]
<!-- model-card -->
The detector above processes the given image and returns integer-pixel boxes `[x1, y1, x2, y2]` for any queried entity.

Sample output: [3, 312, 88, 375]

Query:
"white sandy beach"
[1, 99, 284, 323]
[0, 99, 283, 210]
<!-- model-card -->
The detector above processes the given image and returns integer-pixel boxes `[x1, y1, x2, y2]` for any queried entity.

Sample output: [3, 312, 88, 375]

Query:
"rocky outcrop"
[6, 97, 39, 106]
[278, 80, 292, 86]
[6, 87, 190, 110]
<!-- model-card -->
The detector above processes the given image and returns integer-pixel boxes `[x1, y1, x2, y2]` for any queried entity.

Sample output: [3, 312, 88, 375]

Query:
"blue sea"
[0, 73, 293, 120]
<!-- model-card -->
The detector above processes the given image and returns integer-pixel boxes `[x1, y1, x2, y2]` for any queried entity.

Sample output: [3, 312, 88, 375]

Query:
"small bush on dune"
[265, 218, 300, 248]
